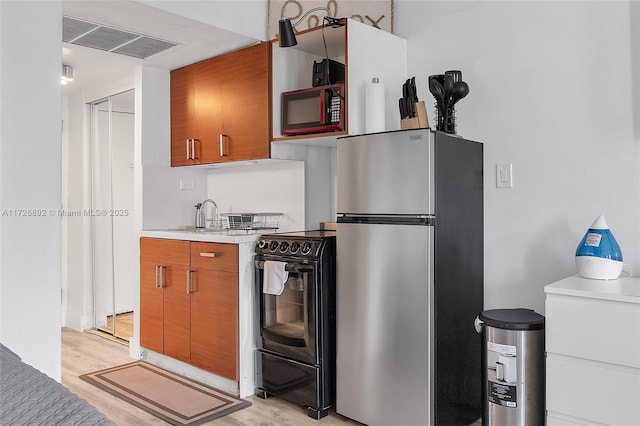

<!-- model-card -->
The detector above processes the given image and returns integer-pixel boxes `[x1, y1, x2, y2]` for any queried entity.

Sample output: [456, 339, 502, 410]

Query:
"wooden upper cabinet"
[219, 43, 271, 162]
[170, 65, 196, 166]
[192, 59, 223, 164]
[170, 42, 271, 166]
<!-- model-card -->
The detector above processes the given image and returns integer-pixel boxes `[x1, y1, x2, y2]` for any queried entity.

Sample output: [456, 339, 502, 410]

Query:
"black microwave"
[281, 83, 345, 136]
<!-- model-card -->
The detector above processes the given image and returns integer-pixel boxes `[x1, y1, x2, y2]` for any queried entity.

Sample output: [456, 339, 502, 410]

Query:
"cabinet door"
[192, 59, 223, 164]
[140, 260, 163, 354]
[171, 66, 197, 166]
[190, 267, 239, 380]
[219, 42, 271, 162]
[163, 264, 191, 364]
[140, 238, 190, 359]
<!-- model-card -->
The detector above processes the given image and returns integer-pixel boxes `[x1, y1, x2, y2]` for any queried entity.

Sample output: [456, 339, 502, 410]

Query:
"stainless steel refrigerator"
[336, 129, 483, 426]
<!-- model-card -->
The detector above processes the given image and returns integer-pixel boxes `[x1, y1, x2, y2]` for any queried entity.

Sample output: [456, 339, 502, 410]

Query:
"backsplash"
[206, 161, 305, 232]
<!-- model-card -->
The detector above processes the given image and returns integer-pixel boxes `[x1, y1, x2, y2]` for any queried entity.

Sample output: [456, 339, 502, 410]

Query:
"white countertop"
[544, 274, 640, 304]
[141, 229, 262, 244]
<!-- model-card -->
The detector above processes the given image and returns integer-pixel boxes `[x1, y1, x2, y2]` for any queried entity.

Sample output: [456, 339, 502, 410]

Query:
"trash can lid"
[479, 308, 545, 330]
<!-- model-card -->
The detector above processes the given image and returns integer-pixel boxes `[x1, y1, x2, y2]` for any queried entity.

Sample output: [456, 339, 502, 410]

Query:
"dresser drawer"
[140, 238, 190, 265]
[546, 354, 640, 425]
[190, 242, 238, 272]
[546, 293, 640, 368]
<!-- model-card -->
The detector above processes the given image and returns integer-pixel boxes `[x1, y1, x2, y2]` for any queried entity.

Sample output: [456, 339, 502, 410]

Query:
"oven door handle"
[255, 260, 313, 273]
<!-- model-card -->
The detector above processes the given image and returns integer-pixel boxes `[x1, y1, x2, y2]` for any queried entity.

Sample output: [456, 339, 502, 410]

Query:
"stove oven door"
[256, 260, 317, 366]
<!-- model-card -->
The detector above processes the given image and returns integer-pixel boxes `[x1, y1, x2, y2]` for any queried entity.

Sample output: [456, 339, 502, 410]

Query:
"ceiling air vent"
[62, 15, 178, 59]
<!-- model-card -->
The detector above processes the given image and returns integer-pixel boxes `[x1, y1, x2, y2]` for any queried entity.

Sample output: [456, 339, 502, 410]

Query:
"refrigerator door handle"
[337, 213, 435, 226]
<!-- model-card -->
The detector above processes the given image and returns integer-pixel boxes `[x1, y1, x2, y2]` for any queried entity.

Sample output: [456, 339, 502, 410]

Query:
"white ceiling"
[61, 0, 259, 96]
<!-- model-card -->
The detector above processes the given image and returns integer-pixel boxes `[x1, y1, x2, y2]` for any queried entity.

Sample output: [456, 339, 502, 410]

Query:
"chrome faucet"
[200, 198, 218, 229]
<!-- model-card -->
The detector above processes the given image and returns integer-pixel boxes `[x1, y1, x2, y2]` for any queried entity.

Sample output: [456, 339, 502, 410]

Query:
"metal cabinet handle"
[187, 270, 193, 294]
[199, 252, 218, 258]
[155, 265, 166, 288]
[186, 138, 198, 160]
[159, 266, 165, 288]
[219, 134, 228, 157]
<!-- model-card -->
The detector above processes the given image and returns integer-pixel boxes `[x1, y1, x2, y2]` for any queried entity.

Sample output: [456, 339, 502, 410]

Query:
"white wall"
[138, 66, 208, 231]
[395, 1, 640, 314]
[138, 0, 268, 41]
[62, 91, 93, 331]
[206, 161, 305, 232]
[0, 0, 62, 380]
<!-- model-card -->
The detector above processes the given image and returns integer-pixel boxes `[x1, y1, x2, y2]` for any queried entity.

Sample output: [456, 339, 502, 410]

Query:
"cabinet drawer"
[140, 238, 190, 265]
[546, 354, 640, 425]
[190, 242, 238, 272]
[546, 293, 640, 368]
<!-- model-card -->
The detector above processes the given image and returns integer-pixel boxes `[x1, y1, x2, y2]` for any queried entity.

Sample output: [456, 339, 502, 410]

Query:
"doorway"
[90, 90, 136, 343]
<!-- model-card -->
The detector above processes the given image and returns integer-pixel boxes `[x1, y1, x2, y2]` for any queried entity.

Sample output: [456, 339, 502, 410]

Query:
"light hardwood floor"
[62, 328, 361, 425]
[103, 311, 134, 341]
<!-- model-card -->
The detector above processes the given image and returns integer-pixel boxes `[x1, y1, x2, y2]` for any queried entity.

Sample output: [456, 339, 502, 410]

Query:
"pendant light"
[278, 7, 343, 48]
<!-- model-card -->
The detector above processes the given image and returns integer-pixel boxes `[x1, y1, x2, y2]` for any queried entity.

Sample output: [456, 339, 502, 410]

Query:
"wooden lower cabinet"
[139, 259, 164, 354]
[140, 238, 239, 380]
[162, 264, 191, 364]
[190, 268, 238, 380]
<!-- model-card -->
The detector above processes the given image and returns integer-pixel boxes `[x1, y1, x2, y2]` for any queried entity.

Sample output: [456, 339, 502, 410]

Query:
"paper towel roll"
[366, 78, 385, 133]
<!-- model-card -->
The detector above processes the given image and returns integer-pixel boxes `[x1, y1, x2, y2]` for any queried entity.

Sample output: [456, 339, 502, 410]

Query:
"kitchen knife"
[399, 97, 407, 119]
[406, 99, 415, 118]
[410, 76, 418, 103]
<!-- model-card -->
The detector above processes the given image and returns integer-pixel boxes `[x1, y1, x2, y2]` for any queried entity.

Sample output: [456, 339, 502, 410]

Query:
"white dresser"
[544, 275, 640, 425]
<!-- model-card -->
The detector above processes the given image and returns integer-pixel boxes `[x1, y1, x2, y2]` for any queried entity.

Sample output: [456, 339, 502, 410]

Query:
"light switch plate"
[179, 180, 194, 190]
[496, 163, 513, 188]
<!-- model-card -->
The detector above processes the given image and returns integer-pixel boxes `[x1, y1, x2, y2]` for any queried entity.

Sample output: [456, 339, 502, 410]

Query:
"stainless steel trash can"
[474, 309, 545, 426]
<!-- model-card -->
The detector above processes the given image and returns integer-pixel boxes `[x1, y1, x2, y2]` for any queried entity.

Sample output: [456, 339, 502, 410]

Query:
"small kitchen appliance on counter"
[575, 214, 623, 280]
[254, 230, 336, 419]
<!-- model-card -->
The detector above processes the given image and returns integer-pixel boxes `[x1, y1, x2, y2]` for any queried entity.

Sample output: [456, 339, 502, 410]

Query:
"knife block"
[400, 101, 429, 129]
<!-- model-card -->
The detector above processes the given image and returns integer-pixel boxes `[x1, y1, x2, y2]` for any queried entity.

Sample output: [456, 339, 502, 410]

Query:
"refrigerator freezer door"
[336, 222, 434, 426]
[337, 129, 434, 215]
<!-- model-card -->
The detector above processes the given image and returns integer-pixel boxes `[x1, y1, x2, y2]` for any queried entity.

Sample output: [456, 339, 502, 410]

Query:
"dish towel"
[263, 261, 289, 295]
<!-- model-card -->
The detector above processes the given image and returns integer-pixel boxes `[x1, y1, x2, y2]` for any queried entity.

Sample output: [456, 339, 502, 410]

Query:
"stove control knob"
[279, 241, 289, 253]
[301, 242, 313, 255]
[269, 240, 279, 251]
[258, 240, 267, 250]
[290, 242, 300, 254]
